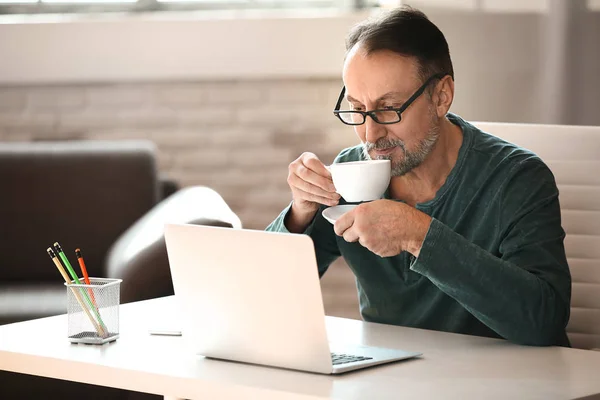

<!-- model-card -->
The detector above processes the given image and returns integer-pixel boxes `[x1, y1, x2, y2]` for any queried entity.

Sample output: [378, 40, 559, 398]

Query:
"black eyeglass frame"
[333, 73, 447, 126]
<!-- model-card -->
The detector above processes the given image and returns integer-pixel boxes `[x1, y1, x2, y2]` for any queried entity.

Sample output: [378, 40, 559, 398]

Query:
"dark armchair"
[0, 140, 241, 325]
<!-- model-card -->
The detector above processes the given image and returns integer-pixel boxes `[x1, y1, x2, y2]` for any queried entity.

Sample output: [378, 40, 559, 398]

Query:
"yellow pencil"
[47, 247, 106, 338]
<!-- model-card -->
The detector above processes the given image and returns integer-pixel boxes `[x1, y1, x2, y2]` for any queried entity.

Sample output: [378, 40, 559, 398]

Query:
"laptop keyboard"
[331, 352, 373, 365]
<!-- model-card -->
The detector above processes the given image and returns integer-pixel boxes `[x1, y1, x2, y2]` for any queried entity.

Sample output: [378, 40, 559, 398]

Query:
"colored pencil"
[47, 247, 106, 337]
[53, 242, 108, 337]
[75, 248, 97, 305]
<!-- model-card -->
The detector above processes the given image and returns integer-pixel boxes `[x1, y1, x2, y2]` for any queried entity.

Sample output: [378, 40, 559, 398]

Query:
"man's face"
[342, 45, 441, 177]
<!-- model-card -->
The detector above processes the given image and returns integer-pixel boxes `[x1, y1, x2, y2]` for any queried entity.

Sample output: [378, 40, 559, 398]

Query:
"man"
[266, 6, 571, 346]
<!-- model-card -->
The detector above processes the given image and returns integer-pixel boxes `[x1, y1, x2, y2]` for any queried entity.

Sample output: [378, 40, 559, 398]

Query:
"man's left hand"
[334, 200, 432, 258]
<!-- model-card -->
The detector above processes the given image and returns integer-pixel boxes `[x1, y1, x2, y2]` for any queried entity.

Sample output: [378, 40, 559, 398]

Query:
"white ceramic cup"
[329, 160, 391, 202]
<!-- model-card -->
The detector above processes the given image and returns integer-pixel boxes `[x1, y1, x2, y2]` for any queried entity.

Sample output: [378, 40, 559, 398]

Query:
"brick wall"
[0, 79, 365, 319]
[0, 79, 360, 227]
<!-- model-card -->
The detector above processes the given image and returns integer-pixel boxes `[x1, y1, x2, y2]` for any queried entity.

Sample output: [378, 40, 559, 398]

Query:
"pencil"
[75, 248, 97, 305]
[53, 242, 108, 336]
[47, 247, 106, 338]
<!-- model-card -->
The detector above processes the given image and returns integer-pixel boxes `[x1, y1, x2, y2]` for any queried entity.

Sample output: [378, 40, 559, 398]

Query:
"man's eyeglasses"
[333, 73, 447, 126]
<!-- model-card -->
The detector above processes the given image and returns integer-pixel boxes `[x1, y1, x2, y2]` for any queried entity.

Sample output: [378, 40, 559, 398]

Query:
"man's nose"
[364, 115, 387, 144]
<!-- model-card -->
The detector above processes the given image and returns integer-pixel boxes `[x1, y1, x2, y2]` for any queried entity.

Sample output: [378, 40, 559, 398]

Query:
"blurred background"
[1, 0, 599, 320]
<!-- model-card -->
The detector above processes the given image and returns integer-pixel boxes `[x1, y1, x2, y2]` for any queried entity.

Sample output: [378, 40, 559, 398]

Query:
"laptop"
[164, 223, 421, 374]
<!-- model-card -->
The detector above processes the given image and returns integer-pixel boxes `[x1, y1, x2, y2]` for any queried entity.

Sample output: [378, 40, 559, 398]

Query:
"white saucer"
[322, 204, 358, 224]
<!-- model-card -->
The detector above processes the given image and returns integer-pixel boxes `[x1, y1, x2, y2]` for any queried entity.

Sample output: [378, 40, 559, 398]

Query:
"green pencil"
[53, 242, 108, 337]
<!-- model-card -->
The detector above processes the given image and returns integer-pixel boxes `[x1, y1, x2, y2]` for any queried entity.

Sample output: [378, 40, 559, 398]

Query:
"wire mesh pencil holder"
[65, 278, 122, 344]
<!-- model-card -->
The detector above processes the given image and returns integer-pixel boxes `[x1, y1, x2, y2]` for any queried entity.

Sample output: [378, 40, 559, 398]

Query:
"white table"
[1, 296, 599, 400]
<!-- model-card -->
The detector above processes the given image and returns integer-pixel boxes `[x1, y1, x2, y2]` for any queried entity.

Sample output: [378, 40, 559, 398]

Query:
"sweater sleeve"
[266, 203, 341, 277]
[410, 158, 571, 346]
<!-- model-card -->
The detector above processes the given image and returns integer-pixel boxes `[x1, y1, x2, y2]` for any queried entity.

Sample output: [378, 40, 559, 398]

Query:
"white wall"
[0, 9, 551, 122]
[434, 12, 543, 123]
[0, 10, 364, 83]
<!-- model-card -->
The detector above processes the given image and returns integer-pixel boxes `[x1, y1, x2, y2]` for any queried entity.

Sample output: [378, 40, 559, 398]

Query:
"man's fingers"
[334, 211, 355, 237]
[303, 154, 333, 179]
[343, 228, 359, 243]
[289, 172, 339, 201]
[292, 187, 339, 207]
[296, 164, 337, 193]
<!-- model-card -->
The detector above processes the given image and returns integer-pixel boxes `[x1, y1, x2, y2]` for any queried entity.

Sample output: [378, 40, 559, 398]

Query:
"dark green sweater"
[266, 114, 571, 346]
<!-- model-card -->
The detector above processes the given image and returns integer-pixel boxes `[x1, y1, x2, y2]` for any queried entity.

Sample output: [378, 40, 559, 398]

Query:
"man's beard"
[362, 117, 440, 177]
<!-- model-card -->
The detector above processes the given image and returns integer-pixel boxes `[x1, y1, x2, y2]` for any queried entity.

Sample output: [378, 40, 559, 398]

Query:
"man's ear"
[434, 75, 454, 117]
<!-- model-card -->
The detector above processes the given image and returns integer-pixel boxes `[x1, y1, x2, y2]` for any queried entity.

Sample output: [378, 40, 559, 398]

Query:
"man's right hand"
[285, 152, 341, 233]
